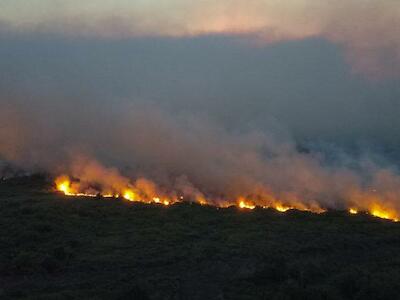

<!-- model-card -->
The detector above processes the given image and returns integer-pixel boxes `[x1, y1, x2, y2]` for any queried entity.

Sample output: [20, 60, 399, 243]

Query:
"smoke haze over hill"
[0, 3, 400, 216]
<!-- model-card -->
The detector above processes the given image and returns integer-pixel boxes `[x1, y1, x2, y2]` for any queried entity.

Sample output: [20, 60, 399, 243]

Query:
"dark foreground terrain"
[2, 177, 400, 299]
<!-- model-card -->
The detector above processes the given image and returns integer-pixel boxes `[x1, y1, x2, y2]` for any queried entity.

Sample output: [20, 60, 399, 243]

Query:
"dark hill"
[1, 179, 400, 299]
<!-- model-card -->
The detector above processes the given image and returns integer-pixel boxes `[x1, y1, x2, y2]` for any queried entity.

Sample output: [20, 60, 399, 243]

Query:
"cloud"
[1, 1, 399, 78]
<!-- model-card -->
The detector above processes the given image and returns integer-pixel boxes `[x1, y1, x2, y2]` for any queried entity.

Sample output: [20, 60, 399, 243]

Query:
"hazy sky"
[1, 0, 400, 77]
[1, 1, 400, 163]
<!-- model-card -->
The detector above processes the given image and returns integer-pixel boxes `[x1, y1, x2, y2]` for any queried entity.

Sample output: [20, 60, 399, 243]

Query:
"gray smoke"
[1, 34, 400, 214]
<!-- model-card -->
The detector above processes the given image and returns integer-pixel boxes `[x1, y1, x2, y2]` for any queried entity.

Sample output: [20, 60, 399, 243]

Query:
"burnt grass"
[2, 177, 400, 299]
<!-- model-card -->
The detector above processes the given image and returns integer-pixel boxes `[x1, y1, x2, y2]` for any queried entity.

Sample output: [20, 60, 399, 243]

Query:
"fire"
[123, 190, 136, 201]
[55, 175, 174, 206]
[238, 200, 256, 210]
[347, 204, 399, 222]
[349, 208, 358, 214]
[54, 175, 400, 222]
[371, 209, 391, 220]
[55, 176, 73, 195]
[103, 194, 119, 198]
[369, 204, 398, 222]
[153, 197, 170, 206]
[275, 204, 292, 212]
[58, 181, 70, 194]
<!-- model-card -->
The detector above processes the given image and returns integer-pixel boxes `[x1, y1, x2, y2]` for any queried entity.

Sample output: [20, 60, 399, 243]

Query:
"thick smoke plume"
[1, 97, 400, 220]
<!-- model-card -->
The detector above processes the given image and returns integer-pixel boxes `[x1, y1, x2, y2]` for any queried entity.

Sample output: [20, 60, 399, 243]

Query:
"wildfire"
[55, 175, 174, 206]
[347, 205, 399, 222]
[123, 190, 136, 201]
[238, 200, 256, 210]
[275, 204, 292, 212]
[54, 175, 400, 222]
[58, 181, 70, 194]
[153, 197, 170, 206]
[369, 204, 398, 222]
[55, 176, 73, 196]
[349, 208, 358, 214]
[103, 194, 119, 198]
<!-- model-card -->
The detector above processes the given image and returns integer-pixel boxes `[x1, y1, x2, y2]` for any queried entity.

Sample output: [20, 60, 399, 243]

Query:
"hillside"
[1, 178, 400, 299]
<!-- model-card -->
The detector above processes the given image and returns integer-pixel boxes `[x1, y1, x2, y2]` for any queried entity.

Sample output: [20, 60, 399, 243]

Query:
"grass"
[2, 176, 400, 299]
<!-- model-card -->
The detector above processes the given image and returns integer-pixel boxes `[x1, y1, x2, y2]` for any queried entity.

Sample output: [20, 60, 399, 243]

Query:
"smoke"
[0, 6, 400, 219]
[1, 95, 400, 218]
[1, 0, 400, 78]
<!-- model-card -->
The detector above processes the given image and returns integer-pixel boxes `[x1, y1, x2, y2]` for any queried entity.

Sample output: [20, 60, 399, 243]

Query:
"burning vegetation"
[54, 173, 324, 213]
[55, 171, 400, 222]
[3, 96, 400, 225]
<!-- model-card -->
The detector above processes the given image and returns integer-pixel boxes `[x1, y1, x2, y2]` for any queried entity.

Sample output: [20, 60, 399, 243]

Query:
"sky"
[1, 1, 400, 210]
[1, 1, 400, 145]
[1, 0, 400, 77]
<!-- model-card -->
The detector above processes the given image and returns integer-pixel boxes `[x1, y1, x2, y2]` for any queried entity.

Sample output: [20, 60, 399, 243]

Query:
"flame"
[58, 182, 70, 195]
[54, 175, 400, 222]
[369, 204, 398, 222]
[55, 175, 174, 206]
[371, 210, 391, 220]
[274, 204, 292, 212]
[349, 208, 358, 214]
[123, 190, 136, 201]
[55, 176, 73, 196]
[348, 204, 399, 222]
[152, 197, 170, 206]
[238, 200, 256, 210]
[103, 194, 118, 198]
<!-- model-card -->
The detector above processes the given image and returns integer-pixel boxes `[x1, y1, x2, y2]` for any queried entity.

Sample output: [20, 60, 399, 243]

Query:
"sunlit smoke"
[1, 1, 399, 78]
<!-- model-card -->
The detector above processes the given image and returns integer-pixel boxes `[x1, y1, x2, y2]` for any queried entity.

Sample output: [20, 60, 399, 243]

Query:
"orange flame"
[55, 175, 400, 222]
[349, 208, 358, 214]
[369, 204, 398, 222]
[123, 190, 136, 201]
[238, 200, 256, 210]
[274, 204, 292, 212]
[55, 176, 73, 195]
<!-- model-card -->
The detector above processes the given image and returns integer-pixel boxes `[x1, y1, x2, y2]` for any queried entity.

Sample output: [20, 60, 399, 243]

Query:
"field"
[2, 176, 400, 299]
